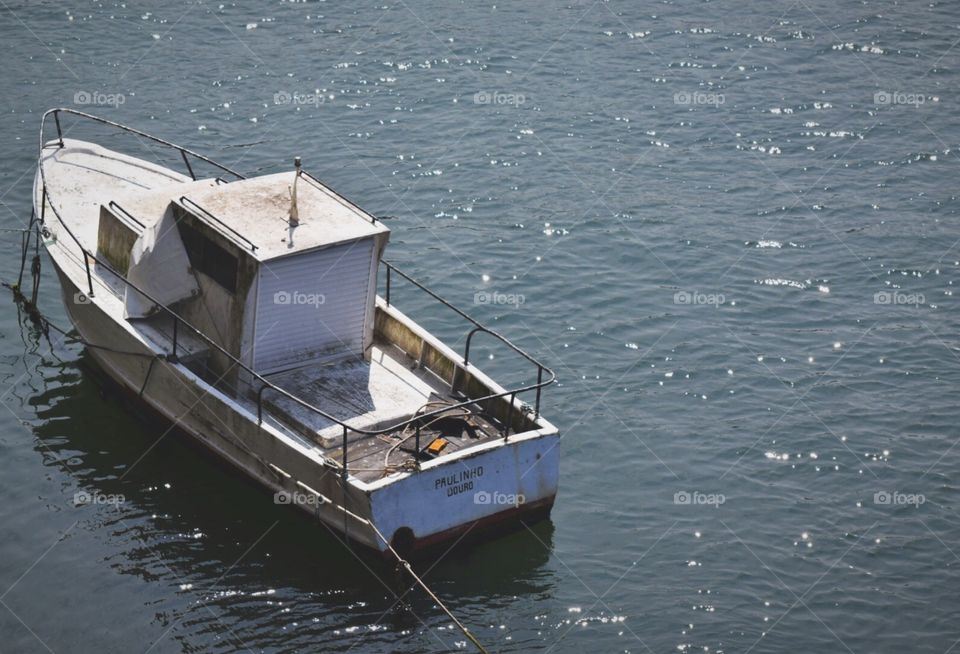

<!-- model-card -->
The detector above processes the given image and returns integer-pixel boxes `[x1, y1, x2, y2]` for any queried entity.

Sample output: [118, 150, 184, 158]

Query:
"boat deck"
[332, 408, 502, 483]
[261, 343, 506, 483]
[132, 313, 505, 483]
[264, 343, 441, 446]
[38, 139, 192, 247]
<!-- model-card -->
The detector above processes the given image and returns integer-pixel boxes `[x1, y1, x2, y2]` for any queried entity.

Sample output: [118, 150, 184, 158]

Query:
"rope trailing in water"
[5, 219, 156, 358]
[306, 485, 491, 654]
[7, 211, 46, 327]
[4, 288, 159, 359]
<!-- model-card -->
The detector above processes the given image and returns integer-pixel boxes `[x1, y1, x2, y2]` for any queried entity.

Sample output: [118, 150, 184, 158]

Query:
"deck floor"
[261, 343, 504, 481]
[339, 414, 502, 483]
[40, 139, 191, 248]
[264, 343, 443, 446]
[129, 318, 506, 483]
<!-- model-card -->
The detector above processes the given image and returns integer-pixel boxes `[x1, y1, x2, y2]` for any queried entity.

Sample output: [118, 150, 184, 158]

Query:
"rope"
[371, 522, 491, 654]
[6, 228, 158, 359]
[380, 401, 475, 474]
[4, 292, 159, 359]
[15, 210, 36, 294]
[309, 486, 491, 654]
[4, 219, 154, 357]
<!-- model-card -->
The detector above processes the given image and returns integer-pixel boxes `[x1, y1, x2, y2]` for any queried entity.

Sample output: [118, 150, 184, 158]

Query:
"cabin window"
[178, 222, 238, 293]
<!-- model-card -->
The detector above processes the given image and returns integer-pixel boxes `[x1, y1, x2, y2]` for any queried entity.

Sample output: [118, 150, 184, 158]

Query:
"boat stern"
[365, 428, 559, 554]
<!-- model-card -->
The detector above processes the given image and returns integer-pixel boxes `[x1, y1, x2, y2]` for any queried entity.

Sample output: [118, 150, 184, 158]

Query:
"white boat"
[31, 109, 559, 556]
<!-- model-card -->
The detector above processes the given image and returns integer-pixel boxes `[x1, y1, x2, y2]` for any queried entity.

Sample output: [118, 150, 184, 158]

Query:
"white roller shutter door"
[253, 238, 373, 372]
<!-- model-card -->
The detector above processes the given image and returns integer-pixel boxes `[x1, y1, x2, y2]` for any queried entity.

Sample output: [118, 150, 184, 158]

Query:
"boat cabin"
[96, 169, 389, 390]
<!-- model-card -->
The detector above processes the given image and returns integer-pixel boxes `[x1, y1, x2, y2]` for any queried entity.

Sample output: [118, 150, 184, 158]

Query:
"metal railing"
[38, 108, 245, 299]
[298, 169, 378, 225]
[36, 108, 556, 480]
[107, 201, 146, 231]
[177, 196, 258, 252]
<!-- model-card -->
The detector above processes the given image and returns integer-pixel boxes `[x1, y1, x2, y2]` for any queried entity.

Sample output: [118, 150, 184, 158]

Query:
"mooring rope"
[313, 486, 492, 654]
[6, 219, 158, 358]
[5, 286, 160, 359]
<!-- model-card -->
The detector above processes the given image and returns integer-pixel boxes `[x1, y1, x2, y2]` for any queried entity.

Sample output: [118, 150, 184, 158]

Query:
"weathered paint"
[169, 204, 260, 386]
[368, 433, 559, 546]
[96, 205, 138, 273]
[46, 248, 560, 553]
[51, 258, 381, 548]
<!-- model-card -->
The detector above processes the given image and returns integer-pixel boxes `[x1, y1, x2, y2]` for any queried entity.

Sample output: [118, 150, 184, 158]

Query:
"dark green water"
[1, 1, 959, 652]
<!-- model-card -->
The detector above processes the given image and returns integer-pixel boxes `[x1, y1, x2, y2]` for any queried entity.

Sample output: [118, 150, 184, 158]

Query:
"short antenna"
[289, 157, 301, 227]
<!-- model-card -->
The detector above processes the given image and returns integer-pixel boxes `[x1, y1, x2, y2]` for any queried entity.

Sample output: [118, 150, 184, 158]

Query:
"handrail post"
[170, 317, 179, 362]
[84, 252, 94, 297]
[385, 265, 391, 306]
[257, 384, 265, 424]
[463, 326, 484, 367]
[53, 110, 63, 147]
[504, 392, 516, 440]
[535, 366, 543, 419]
[415, 422, 421, 459]
[341, 426, 348, 479]
[180, 150, 196, 180]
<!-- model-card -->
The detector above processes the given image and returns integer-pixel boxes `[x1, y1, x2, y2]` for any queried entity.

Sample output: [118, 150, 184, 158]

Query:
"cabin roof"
[176, 172, 389, 261]
[47, 139, 388, 263]
[111, 178, 218, 223]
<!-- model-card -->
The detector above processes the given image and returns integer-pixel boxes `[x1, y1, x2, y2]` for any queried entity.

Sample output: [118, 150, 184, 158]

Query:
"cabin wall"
[363, 233, 390, 355]
[96, 206, 139, 274]
[170, 206, 259, 388]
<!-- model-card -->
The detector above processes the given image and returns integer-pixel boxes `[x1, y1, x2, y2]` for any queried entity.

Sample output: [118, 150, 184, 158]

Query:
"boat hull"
[46, 258, 559, 554]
